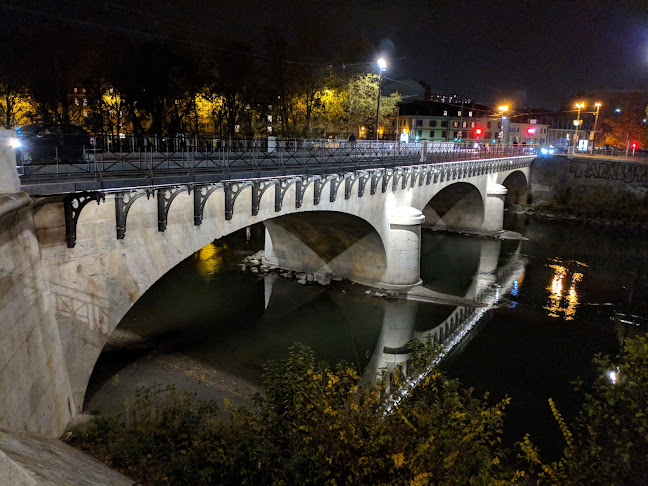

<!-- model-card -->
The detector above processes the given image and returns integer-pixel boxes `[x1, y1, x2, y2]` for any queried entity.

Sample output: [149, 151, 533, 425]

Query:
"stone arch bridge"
[0, 135, 531, 437]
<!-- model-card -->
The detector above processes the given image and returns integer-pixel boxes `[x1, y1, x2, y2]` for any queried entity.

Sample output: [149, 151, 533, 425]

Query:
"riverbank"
[508, 197, 648, 232]
[84, 330, 261, 420]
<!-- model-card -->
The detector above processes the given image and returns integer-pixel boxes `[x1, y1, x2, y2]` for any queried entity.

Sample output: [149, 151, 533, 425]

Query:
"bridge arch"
[500, 170, 528, 206]
[264, 211, 387, 284]
[421, 182, 484, 232]
[57, 184, 394, 411]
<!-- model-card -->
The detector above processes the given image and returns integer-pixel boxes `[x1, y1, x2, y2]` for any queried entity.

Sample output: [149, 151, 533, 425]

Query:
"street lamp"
[375, 57, 387, 142]
[574, 101, 585, 152]
[498, 105, 509, 147]
[591, 102, 601, 153]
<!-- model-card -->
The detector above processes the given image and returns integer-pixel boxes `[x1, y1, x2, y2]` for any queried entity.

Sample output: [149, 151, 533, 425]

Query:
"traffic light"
[475, 128, 482, 136]
[527, 127, 536, 135]
[632, 142, 637, 149]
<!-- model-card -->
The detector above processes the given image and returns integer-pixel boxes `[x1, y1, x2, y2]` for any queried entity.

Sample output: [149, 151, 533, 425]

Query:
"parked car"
[15, 124, 90, 164]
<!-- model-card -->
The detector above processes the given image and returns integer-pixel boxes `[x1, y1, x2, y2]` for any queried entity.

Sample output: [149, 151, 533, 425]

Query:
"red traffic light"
[632, 142, 637, 149]
[527, 127, 537, 134]
[475, 128, 482, 135]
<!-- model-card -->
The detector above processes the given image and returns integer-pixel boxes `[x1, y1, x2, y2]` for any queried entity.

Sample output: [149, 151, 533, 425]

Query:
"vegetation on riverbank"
[528, 188, 648, 229]
[66, 335, 648, 485]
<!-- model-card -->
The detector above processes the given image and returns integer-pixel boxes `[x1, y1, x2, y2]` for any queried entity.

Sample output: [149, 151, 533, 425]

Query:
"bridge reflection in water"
[262, 237, 527, 410]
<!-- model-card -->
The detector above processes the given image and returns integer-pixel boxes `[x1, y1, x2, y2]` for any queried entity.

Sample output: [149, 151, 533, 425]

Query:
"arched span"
[62, 188, 386, 412]
[501, 170, 528, 206]
[422, 182, 484, 232]
[264, 211, 387, 284]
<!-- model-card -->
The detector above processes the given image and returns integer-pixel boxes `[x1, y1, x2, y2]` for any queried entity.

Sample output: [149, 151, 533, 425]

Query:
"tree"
[600, 92, 648, 149]
[0, 78, 34, 128]
[345, 73, 401, 138]
[519, 334, 648, 485]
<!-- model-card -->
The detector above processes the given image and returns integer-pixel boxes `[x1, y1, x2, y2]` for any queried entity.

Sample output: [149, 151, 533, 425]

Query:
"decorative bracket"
[425, 167, 434, 185]
[370, 169, 383, 195]
[252, 179, 277, 215]
[115, 189, 151, 239]
[157, 186, 189, 232]
[194, 183, 222, 225]
[391, 169, 404, 192]
[357, 171, 371, 198]
[224, 181, 252, 220]
[64, 192, 105, 248]
[344, 173, 359, 200]
[382, 169, 394, 193]
[295, 175, 319, 208]
[329, 174, 344, 203]
[313, 177, 328, 205]
[275, 178, 297, 212]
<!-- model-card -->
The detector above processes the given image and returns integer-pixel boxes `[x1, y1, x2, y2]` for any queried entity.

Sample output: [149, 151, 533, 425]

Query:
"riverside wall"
[529, 155, 648, 202]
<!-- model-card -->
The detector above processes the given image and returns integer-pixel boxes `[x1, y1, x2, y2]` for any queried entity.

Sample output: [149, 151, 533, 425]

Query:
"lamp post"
[574, 101, 585, 152]
[498, 105, 509, 148]
[375, 57, 387, 142]
[591, 102, 601, 153]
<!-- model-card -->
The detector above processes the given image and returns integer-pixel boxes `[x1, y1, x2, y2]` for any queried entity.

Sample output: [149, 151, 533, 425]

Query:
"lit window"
[469, 111, 473, 117]
[443, 110, 448, 116]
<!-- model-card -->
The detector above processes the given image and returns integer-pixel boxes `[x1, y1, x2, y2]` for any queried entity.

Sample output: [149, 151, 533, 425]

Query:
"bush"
[66, 343, 514, 485]
[519, 334, 648, 485]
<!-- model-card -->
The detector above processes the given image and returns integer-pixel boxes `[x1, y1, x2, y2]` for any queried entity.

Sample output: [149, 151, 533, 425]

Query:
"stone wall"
[529, 155, 648, 202]
[0, 205, 74, 438]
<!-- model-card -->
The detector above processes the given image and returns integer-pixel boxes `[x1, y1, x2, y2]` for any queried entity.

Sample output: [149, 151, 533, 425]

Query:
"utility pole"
[591, 102, 601, 153]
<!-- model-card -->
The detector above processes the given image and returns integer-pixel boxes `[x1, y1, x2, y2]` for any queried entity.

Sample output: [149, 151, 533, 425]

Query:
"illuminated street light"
[375, 57, 387, 142]
[498, 105, 509, 146]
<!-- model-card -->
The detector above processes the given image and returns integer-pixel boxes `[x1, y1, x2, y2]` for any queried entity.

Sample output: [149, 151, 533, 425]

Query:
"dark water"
[88, 215, 648, 458]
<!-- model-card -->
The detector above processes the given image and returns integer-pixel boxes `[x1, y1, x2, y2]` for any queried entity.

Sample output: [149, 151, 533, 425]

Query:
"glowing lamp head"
[8, 137, 21, 149]
[575, 102, 585, 109]
[498, 105, 509, 113]
[594, 102, 602, 108]
[377, 58, 387, 70]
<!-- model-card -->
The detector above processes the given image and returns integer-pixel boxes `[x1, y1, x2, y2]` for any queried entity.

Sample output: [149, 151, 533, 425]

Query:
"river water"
[86, 215, 648, 457]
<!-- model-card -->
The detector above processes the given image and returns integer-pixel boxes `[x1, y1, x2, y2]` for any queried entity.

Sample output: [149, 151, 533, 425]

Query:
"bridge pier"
[377, 206, 425, 289]
[481, 182, 508, 233]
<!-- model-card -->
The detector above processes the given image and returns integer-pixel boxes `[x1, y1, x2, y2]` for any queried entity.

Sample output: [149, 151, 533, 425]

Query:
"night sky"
[3, 0, 647, 109]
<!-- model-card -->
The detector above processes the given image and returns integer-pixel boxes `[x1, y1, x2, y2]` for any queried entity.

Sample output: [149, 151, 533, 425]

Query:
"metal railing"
[16, 136, 535, 181]
[584, 148, 648, 161]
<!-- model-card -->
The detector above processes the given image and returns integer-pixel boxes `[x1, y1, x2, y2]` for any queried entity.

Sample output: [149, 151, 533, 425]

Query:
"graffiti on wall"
[570, 159, 648, 186]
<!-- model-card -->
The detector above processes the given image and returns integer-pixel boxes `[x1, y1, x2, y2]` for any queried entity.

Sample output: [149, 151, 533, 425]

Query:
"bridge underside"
[264, 212, 387, 284]
[422, 182, 485, 232]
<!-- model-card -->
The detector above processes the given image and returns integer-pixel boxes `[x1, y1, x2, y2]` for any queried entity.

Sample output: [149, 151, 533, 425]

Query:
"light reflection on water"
[543, 262, 584, 320]
[195, 242, 226, 279]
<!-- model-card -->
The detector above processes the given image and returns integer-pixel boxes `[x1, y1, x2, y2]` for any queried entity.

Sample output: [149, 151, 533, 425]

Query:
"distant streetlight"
[498, 105, 509, 146]
[591, 102, 602, 153]
[375, 57, 387, 142]
[574, 102, 585, 151]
